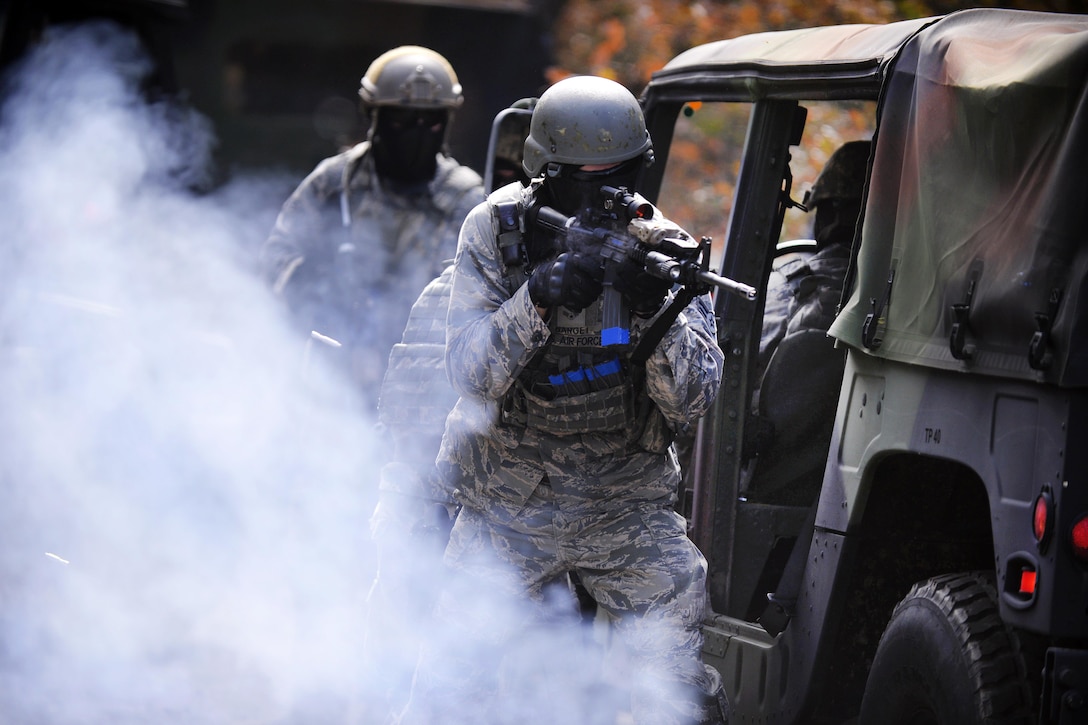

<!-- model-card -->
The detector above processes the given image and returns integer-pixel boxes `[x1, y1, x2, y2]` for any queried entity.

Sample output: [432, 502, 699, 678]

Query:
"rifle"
[528, 184, 756, 346]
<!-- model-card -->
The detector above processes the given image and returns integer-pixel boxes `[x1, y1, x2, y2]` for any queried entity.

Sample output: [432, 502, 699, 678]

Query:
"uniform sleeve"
[431, 159, 485, 272]
[641, 287, 725, 426]
[444, 199, 551, 401]
[260, 157, 341, 295]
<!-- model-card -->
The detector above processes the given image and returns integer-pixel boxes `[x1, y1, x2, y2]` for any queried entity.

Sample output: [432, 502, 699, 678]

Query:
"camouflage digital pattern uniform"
[370, 262, 460, 550]
[260, 142, 483, 407]
[408, 180, 728, 724]
[365, 264, 460, 717]
[375, 263, 461, 505]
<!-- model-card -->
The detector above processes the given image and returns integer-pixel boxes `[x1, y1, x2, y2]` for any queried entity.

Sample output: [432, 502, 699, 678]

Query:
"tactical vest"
[503, 299, 636, 436]
[492, 192, 665, 446]
[377, 265, 459, 430]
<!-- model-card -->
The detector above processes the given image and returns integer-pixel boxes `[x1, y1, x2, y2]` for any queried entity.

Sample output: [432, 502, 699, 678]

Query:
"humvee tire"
[859, 572, 1036, 725]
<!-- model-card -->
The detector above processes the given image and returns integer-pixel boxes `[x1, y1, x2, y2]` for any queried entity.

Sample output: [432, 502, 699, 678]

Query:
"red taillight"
[1033, 491, 1053, 548]
[1019, 569, 1037, 595]
[1071, 515, 1088, 563]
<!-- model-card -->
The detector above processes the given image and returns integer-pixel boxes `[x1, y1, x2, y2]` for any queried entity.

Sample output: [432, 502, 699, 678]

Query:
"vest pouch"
[521, 380, 634, 435]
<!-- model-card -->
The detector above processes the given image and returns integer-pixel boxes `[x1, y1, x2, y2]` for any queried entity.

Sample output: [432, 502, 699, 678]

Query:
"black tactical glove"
[528, 251, 603, 311]
[613, 256, 673, 317]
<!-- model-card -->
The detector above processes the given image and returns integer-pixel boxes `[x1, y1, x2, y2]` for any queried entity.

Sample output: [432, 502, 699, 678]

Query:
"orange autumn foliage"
[548, 0, 1074, 94]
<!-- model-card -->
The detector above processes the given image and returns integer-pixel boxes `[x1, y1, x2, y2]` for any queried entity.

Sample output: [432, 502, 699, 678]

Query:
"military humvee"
[634, 8, 1088, 724]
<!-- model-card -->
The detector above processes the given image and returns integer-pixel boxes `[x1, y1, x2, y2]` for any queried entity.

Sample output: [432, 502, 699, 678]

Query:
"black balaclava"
[371, 107, 448, 186]
[543, 155, 643, 218]
[813, 197, 863, 249]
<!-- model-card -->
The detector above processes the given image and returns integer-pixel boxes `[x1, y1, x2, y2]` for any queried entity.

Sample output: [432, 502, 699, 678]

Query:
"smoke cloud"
[0, 20, 677, 725]
[0, 20, 379, 723]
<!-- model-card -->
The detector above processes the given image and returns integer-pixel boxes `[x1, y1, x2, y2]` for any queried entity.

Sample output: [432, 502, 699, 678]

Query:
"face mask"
[813, 198, 862, 248]
[371, 108, 448, 185]
[544, 156, 642, 217]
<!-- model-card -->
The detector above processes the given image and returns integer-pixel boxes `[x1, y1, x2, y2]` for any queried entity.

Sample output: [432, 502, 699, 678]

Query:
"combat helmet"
[806, 139, 872, 248]
[358, 45, 463, 109]
[806, 140, 871, 208]
[522, 76, 652, 178]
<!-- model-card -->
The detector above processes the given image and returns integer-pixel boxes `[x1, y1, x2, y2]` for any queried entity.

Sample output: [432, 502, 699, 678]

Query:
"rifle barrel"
[694, 269, 758, 301]
[644, 251, 757, 301]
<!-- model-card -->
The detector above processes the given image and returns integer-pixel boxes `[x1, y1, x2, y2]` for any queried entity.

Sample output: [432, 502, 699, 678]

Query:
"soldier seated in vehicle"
[745, 140, 871, 507]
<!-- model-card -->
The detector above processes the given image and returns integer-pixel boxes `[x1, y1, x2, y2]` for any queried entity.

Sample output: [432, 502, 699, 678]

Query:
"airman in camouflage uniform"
[260, 46, 483, 409]
[364, 262, 460, 716]
[402, 76, 729, 725]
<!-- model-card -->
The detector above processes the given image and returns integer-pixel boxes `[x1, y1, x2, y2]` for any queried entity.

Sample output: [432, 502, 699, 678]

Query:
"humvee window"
[780, 100, 875, 243]
[655, 102, 750, 269]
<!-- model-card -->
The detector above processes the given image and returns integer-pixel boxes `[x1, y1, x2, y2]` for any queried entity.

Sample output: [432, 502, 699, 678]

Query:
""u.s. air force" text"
[555, 325, 601, 347]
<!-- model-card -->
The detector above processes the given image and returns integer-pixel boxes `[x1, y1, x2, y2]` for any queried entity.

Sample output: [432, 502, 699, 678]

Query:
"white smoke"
[0, 20, 682, 725]
[0, 20, 378, 723]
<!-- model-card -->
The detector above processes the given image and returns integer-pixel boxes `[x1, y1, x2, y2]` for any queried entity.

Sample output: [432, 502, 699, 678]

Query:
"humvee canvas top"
[828, 9, 1088, 385]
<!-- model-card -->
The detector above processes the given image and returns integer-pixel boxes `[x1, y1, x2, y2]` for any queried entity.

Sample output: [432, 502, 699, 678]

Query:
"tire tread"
[888, 572, 1034, 724]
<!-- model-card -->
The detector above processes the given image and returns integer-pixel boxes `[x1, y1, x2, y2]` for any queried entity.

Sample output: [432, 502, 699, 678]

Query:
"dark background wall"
[0, 0, 561, 180]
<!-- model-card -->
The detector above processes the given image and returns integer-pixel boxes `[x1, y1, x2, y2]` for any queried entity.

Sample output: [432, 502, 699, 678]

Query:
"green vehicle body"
[637, 8, 1088, 724]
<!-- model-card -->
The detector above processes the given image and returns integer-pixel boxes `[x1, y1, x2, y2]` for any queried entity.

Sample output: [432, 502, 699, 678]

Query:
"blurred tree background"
[540, 0, 1087, 246]
[546, 0, 1088, 88]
